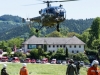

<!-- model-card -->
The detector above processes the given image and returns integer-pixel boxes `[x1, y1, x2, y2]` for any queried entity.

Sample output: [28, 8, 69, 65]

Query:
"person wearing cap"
[20, 63, 28, 75]
[1, 64, 9, 75]
[87, 60, 100, 75]
[66, 59, 78, 75]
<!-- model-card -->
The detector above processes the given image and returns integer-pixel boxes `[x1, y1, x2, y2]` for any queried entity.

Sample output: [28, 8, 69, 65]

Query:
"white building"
[22, 35, 85, 53]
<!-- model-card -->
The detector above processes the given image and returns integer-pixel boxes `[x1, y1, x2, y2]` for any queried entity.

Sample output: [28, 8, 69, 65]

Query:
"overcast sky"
[0, 0, 100, 19]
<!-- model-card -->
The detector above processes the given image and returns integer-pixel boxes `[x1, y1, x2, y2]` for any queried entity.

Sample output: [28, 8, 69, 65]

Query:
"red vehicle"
[41, 58, 48, 64]
[1, 57, 8, 62]
[12, 57, 20, 63]
[0, 57, 2, 61]
[31, 59, 36, 63]
[24, 58, 31, 63]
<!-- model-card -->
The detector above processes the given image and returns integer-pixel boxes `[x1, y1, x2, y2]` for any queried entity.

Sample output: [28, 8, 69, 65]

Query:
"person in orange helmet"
[20, 63, 28, 75]
[87, 60, 100, 75]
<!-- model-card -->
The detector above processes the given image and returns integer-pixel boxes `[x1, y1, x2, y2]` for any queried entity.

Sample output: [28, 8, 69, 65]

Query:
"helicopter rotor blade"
[23, 0, 78, 6]
[22, 3, 44, 6]
[43, 0, 78, 3]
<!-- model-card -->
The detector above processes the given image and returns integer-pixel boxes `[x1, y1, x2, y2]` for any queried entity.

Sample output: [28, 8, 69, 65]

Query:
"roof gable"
[66, 36, 85, 45]
[22, 36, 85, 45]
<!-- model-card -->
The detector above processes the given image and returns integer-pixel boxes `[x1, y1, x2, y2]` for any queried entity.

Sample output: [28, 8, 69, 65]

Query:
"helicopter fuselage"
[40, 6, 66, 26]
[30, 6, 66, 27]
[25, 0, 77, 32]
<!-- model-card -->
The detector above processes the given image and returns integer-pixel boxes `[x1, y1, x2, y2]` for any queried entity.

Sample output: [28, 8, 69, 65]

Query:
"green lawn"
[0, 63, 88, 75]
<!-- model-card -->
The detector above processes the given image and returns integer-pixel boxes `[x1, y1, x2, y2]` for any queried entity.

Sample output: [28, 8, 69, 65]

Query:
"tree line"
[0, 15, 93, 40]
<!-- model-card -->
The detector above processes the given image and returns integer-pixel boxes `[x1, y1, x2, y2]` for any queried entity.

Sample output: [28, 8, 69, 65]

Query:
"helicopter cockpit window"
[55, 7, 66, 17]
[41, 9, 46, 15]
[46, 8, 54, 14]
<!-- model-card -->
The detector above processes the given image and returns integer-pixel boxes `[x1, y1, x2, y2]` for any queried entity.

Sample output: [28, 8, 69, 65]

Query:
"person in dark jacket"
[76, 61, 81, 75]
[66, 59, 78, 75]
[1, 64, 9, 75]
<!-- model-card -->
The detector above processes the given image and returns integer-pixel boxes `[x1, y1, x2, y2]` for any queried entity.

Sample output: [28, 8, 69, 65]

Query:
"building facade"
[22, 35, 85, 53]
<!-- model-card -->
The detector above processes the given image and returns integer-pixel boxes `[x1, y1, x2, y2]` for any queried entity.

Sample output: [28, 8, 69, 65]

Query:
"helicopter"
[22, 0, 77, 33]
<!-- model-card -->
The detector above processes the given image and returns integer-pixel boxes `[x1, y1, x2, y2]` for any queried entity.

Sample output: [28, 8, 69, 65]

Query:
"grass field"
[0, 63, 88, 75]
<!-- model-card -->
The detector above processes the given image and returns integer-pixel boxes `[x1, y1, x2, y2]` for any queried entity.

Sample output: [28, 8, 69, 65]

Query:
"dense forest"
[0, 15, 94, 40]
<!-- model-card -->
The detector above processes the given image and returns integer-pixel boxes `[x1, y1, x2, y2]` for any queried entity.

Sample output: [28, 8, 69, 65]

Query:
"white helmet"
[23, 63, 27, 67]
[91, 60, 99, 66]
[3, 64, 7, 68]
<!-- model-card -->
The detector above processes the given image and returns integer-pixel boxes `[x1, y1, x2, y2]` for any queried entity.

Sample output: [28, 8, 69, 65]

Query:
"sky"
[0, 0, 100, 19]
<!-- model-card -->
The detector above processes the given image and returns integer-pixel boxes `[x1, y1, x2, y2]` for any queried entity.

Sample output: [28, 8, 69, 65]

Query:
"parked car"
[62, 60, 66, 64]
[12, 57, 20, 63]
[51, 59, 56, 64]
[0, 57, 2, 61]
[56, 60, 62, 64]
[1, 57, 8, 62]
[31, 59, 36, 63]
[80, 61, 85, 66]
[41, 58, 48, 64]
[24, 58, 31, 63]
[36, 59, 41, 63]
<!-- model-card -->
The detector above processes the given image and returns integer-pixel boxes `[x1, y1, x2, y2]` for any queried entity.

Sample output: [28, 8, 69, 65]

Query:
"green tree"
[14, 52, 23, 57]
[38, 46, 44, 59]
[47, 31, 63, 37]
[66, 47, 68, 57]
[29, 49, 39, 59]
[7, 37, 24, 48]
[60, 27, 69, 36]
[6, 47, 12, 55]
[90, 17, 100, 39]
[54, 48, 66, 60]
[92, 39, 100, 49]
[0, 41, 8, 51]
[44, 44, 47, 52]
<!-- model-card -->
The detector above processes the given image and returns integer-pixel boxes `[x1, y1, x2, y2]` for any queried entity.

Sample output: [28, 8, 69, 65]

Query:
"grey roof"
[22, 35, 44, 44]
[22, 35, 85, 45]
[66, 36, 85, 45]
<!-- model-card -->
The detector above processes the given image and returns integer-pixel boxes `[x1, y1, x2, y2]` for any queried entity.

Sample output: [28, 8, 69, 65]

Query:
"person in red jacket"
[87, 60, 100, 75]
[20, 63, 28, 75]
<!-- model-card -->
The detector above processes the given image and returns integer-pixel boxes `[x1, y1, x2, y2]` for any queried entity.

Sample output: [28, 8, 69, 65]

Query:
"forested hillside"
[0, 15, 94, 40]
[61, 19, 93, 34]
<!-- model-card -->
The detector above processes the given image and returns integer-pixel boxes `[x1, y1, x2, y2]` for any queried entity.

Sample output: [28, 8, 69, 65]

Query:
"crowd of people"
[1, 59, 100, 75]
[66, 59, 100, 75]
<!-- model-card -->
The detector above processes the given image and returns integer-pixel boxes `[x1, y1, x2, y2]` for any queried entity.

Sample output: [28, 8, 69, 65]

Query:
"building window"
[49, 45, 51, 48]
[79, 45, 81, 48]
[70, 45, 72, 48]
[77, 51, 79, 53]
[28, 44, 36, 49]
[72, 50, 74, 53]
[53, 45, 55, 48]
[53, 50, 55, 52]
[57, 45, 59, 47]
[74, 45, 76, 48]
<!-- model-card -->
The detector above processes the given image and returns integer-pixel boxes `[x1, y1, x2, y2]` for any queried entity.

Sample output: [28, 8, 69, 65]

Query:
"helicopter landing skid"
[35, 26, 43, 33]
[57, 23, 60, 32]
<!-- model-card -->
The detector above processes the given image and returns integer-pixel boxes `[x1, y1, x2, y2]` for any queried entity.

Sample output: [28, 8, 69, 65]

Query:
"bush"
[68, 53, 89, 64]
